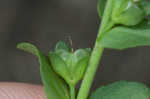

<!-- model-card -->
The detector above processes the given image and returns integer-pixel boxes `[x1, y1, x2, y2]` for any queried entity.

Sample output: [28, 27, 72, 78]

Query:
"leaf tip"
[17, 42, 39, 56]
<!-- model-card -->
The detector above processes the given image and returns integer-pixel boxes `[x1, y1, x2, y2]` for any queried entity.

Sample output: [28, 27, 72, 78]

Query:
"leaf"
[49, 46, 91, 86]
[49, 52, 72, 85]
[139, 0, 150, 16]
[39, 54, 69, 99]
[55, 41, 70, 52]
[17, 43, 39, 56]
[72, 57, 89, 83]
[73, 48, 91, 62]
[99, 20, 150, 50]
[111, 0, 145, 26]
[71, 49, 91, 84]
[97, 0, 106, 18]
[17, 43, 69, 99]
[54, 50, 72, 66]
[89, 81, 150, 99]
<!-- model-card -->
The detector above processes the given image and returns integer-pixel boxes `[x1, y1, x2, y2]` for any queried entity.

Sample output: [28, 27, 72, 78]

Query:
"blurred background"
[1, 0, 150, 91]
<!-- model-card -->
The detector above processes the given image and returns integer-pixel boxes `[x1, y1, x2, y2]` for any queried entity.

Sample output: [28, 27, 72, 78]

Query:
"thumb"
[0, 82, 46, 99]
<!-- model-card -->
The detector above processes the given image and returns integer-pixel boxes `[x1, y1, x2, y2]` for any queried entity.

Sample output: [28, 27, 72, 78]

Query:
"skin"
[0, 82, 46, 99]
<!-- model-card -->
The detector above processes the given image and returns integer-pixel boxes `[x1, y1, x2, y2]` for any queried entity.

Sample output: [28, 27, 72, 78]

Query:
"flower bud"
[49, 41, 91, 86]
[111, 0, 145, 26]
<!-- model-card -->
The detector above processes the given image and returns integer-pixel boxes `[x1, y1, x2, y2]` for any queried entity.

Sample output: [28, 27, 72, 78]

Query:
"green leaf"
[72, 57, 89, 83]
[17, 43, 69, 99]
[49, 44, 91, 86]
[97, 0, 106, 18]
[55, 50, 72, 66]
[99, 20, 150, 50]
[73, 49, 91, 62]
[71, 49, 91, 84]
[89, 81, 150, 99]
[17, 43, 39, 56]
[49, 51, 72, 85]
[39, 54, 69, 99]
[55, 41, 70, 52]
[111, 0, 145, 26]
[139, 0, 150, 16]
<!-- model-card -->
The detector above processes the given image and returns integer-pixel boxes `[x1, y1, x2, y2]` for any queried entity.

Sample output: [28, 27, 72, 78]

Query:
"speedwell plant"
[17, 0, 150, 99]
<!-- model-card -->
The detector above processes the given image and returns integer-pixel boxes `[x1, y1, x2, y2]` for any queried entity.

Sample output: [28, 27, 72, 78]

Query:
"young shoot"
[17, 0, 150, 99]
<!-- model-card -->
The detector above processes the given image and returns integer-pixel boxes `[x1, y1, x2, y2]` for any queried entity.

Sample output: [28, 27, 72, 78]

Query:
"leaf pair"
[89, 81, 150, 99]
[49, 41, 91, 86]
[98, 0, 150, 17]
[17, 43, 69, 99]
[98, 0, 150, 50]
[111, 0, 145, 26]
[17, 41, 91, 99]
[98, 0, 150, 26]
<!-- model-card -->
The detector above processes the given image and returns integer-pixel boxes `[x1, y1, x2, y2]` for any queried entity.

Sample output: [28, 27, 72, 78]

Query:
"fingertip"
[0, 82, 46, 99]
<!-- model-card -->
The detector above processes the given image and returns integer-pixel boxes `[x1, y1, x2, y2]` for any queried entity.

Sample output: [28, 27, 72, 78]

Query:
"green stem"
[77, 41, 104, 99]
[77, 0, 114, 99]
[70, 85, 75, 99]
